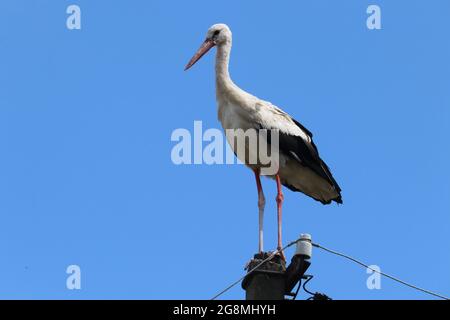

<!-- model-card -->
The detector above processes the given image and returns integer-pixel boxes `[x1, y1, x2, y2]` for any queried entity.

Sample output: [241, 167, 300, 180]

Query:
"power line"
[312, 242, 450, 300]
[210, 236, 450, 300]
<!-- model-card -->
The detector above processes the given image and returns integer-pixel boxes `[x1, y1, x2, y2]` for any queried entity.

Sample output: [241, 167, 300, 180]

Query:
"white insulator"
[295, 233, 312, 259]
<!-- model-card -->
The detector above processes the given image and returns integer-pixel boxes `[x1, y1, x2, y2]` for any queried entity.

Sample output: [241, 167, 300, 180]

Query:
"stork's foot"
[276, 246, 286, 262]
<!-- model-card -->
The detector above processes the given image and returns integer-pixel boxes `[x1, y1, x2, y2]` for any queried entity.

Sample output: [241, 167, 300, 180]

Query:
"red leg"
[253, 168, 265, 253]
[275, 174, 285, 261]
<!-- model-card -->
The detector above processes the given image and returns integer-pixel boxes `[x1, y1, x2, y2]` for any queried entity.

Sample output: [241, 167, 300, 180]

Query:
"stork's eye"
[213, 30, 220, 37]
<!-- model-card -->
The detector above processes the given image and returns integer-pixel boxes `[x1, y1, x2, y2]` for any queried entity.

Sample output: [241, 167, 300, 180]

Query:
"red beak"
[184, 39, 216, 71]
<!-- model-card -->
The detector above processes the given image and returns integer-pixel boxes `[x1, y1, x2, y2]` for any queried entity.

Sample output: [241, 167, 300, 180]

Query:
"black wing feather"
[263, 119, 342, 195]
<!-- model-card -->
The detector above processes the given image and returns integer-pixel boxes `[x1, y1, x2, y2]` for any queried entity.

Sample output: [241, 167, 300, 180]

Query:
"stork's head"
[184, 23, 232, 71]
[206, 23, 232, 45]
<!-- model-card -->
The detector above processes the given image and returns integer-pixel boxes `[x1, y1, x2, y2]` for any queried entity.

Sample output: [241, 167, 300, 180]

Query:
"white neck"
[215, 41, 233, 90]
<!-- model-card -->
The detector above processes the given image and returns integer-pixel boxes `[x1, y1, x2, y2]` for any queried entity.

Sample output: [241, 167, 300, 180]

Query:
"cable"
[210, 239, 300, 300]
[302, 274, 332, 300]
[302, 275, 315, 296]
[291, 279, 302, 300]
[312, 242, 450, 300]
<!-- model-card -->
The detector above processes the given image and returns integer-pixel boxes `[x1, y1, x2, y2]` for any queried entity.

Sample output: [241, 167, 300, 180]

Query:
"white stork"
[185, 24, 342, 259]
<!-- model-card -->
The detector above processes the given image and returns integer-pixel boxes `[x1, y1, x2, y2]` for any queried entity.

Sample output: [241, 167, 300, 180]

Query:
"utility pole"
[242, 234, 312, 300]
[242, 252, 286, 300]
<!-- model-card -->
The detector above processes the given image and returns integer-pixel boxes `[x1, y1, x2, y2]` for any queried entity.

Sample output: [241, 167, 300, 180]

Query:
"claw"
[277, 247, 286, 262]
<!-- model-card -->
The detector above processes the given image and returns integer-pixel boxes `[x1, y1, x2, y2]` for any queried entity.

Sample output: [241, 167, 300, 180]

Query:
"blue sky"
[0, 0, 449, 299]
